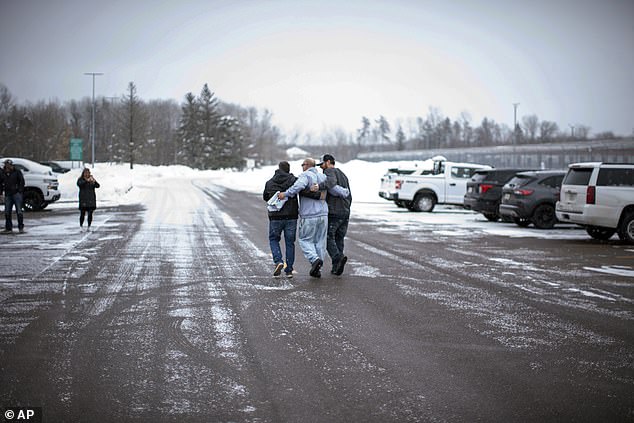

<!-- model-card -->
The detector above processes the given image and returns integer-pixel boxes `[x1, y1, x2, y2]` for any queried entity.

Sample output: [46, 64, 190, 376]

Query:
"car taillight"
[513, 189, 534, 196]
[586, 186, 595, 204]
[395, 180, 402, 190]
[479, 184, 493, 194]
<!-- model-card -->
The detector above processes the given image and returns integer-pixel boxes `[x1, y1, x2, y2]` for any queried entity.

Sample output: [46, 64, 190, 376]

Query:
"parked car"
[40, 160, 70, 174]
[556, 162, 634, 243]
[499, 170, 566, 229]
[0, 157, 61, 211]
[464, 168, 534, 221]
[379, 156, 491, 212]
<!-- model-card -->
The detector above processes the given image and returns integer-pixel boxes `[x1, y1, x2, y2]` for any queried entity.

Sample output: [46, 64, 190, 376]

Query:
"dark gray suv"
[464, 168, 534, 221]
[499, 170, 566, 229]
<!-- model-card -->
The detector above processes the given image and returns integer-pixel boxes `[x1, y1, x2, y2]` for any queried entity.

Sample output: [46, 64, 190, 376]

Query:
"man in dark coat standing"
[263, 161, 299, 278]
[1, 159, 26, 234]
[316, 154, 352, 275]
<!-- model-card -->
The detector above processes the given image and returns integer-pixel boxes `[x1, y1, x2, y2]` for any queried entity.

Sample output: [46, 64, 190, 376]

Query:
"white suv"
[556, 162, 634, 243]
[0, 157, 61, 211]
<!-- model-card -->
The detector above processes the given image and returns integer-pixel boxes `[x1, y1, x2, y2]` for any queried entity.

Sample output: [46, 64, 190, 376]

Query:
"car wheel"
[22, 190, 45, 212]
[483, 213, 499, 222]
[513, 217, 530, 227]
[617, 212, 634, 244]
[532, 204, 556, 229]
[586, 225, 616, 240]
[412, 193, 436, 212]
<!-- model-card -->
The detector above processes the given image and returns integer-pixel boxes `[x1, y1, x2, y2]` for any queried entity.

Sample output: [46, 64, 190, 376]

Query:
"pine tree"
[356, 116, 371, 149]
[197, 84, 220, 169]
[120, 82, 145, 169]
[395, 125, 406, 151]
[376, 115, 391, 144]
[178, 93, 199, 167]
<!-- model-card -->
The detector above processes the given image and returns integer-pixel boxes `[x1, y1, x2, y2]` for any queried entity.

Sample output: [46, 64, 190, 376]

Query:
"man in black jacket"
[316, 154, 352, 275]
[1, 159, 25, 234]
[263, 161, 299, 278]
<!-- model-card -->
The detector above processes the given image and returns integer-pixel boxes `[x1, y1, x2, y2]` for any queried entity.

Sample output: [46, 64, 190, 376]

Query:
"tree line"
[0, 82, 622, 168]
[0, 82, 285, 169]
[352, 107, 618, 154]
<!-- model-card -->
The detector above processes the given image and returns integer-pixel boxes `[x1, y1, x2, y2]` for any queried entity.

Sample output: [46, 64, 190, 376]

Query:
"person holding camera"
[77, 168, 100, 231]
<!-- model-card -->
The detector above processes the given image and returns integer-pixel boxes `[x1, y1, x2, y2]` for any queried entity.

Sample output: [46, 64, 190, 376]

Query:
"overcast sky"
[1, 0, 633, 136]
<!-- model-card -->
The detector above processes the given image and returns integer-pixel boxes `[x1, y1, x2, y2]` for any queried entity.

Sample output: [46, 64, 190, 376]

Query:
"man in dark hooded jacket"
[263, 161, 299, 278]
[316, 154, 352, 275]
[1, 159, 26, 234]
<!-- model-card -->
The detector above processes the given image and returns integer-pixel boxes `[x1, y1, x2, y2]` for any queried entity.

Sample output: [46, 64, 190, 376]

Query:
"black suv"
[40, 161, 70, 174]
[464, 168, 533, 221]
[499, 170, 566, 229]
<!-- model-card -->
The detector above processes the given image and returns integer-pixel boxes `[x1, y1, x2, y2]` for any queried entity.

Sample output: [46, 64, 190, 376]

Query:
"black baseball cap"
[316, 154, 335, 166]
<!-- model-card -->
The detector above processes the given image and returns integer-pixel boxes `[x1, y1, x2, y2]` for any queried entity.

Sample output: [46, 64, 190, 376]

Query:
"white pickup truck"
[379, 157, 491, 212]
[0, 157, 61, 211]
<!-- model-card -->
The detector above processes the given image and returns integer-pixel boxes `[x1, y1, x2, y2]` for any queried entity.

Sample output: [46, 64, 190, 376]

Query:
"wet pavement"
[1, 179, 633, 422]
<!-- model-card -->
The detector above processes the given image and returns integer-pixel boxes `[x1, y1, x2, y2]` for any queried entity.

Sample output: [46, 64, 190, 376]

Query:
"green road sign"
[70, 138, 83, 161]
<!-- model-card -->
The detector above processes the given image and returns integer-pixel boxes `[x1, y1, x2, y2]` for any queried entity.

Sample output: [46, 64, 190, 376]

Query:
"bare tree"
[539, 121, 559, 141]
[356, 116, 371, 151]
[522, 114, 539, 142]
[459, 111, 473, 146]
[575, 125, 591, 140]
[0, 84, 15, 155]
[28, 100, 70, 160]
[145, 99, 180, 165]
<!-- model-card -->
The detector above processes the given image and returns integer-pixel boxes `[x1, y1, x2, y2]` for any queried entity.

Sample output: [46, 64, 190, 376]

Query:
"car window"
[470, 171, 489, 182]
[13, 164, 28, 172]
[489, 170, 523, 184]
[432, 161, 445, 175]
[506, 175, 533, 188]
[452, 167, 478, 179]
[563, 168, 593, 185]
[539, 175, 564, 188]
[596, 168, 634, 187]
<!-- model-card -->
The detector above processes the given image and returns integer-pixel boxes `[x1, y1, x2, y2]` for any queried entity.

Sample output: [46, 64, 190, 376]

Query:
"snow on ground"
[12, 159, 630, 280]
[54, 159, 588, 242]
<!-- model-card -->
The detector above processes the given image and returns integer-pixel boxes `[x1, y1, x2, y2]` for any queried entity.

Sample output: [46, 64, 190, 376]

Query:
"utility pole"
[569, 124, 575, 139]
[84, 72, 103, 168]
[513, 103, 520, 145]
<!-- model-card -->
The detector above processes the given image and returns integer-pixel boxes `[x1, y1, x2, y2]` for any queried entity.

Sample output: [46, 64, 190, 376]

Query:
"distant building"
[358, 138, 634, 169]
[286, 146, 310, 160]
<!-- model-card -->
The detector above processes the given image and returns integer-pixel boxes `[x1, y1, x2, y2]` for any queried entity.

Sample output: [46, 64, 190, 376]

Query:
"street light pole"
[513, 102, 520, 144]
[84, 72, 103, 168]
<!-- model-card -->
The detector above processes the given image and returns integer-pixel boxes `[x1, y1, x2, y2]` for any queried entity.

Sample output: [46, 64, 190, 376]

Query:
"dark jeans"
[4, 193, 24, 231]
[268, 218, 297, 273]
[327, 215, 349, 267]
